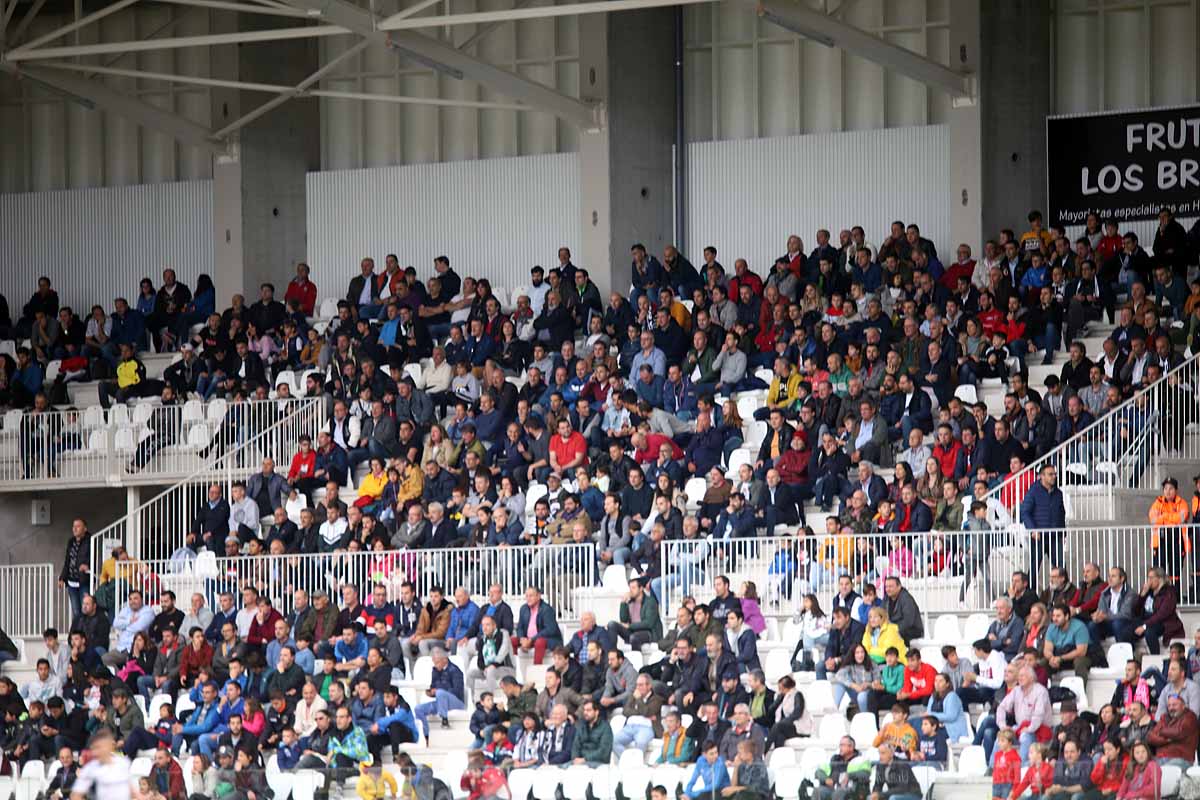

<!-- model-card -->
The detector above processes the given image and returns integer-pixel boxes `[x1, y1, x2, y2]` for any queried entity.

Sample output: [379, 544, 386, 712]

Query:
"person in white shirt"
[21, 658, 62, 704]
[956, 638, 1009, 708]
[227, 482, 260, 542]
[527, 266, 550, 317]
[70, 729, 131, 800]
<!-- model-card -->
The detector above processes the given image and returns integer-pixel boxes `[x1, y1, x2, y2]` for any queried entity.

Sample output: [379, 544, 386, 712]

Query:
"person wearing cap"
[1047, 697, 1092, 760]
[163, 343, 203, 397]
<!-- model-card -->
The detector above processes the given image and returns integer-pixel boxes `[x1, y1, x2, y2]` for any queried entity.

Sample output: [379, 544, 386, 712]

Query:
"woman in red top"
[1090, 739, 1128, 800]
[1022, 603, 1049, 653]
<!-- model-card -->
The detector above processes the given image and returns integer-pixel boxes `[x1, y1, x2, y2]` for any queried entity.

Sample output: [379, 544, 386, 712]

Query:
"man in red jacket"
[284, 262, 318, 316]
[896, 649, 938, 707]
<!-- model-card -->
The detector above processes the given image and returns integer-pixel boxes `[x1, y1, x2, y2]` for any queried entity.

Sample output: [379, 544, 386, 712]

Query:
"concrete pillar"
[208, 21, 320, 303]
[979, 0, 1052, 237]
[948, 0, 983, 255]
[577, 9, 677, 298]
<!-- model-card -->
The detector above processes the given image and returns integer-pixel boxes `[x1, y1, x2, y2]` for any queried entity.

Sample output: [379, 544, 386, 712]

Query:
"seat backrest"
[206, 398, 228, 423]
[848, 712, 878, 747]
[962, 613, 991, 642]
[957, 745, 988, 776]
[804, 680, 836, 712]
[1107, 642, 1133, 667]
[602, 564, 629, 592]
[319, 297, 340, 318]
[932, 614, 961, 644]
[684, 477, 707, 505]
[818, 713, 847, 745]
[797, 748, 828, 781]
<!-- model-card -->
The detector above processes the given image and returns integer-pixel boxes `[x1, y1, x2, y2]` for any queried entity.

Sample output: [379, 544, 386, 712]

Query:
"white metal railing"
[0, 398, 319, 489]
[986, 351, 1200, 522]
[658, 525, 1200, 622]
[0, 564, 68, 638]
[89, 398, 323, 569]
[95, 543, 597, 625]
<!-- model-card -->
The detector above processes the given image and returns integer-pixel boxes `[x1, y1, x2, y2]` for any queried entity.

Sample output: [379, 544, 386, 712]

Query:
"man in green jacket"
[571, 700, 613, 765]
[607, 577, 663, 649]
[498, 675, 538, 723]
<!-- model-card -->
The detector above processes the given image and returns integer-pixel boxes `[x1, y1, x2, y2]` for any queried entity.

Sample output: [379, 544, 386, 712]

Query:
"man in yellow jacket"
[98, 342, 147, 409]
[1149, 477, 1190, 582]
[754, 357, 803, 421]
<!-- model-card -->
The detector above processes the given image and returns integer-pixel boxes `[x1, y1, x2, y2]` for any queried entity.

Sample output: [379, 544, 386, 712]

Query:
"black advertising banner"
[1046, 105, 1200, 227]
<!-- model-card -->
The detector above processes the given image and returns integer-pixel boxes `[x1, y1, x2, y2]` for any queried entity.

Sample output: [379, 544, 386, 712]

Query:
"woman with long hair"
[1117, 740, 1159, 800]
[831, 643, 875, 713]
[888, 461, 916, 504]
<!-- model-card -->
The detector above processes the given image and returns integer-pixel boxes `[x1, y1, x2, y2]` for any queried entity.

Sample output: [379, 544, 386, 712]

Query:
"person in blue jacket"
[171, 681, 220, 754]
[1020, 463, 1067, 584]
[413, 648, 465, 738]
[926, 675, 968, 742]
[370, 686, 419, 757]
[684, 741, 730, 799]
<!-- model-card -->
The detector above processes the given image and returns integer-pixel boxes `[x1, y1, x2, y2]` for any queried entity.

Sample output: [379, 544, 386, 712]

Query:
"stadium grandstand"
[3, 2, 1200, 800]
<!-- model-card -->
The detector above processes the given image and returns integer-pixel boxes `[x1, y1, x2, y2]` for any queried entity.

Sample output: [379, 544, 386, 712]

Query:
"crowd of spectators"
[3, 208, 1200, 800]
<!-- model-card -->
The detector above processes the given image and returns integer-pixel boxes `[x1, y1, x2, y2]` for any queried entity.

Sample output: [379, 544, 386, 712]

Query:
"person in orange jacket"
[1149, 477, 1190, 582]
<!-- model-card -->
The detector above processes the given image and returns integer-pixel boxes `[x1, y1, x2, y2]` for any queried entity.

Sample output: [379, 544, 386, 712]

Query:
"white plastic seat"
[206, 398, 228, 424]
[318, 297, 339, 318]
[911, 765, 937, 797]
[746, 420, 768, 447]
[683, 477, 706, 509]
[292, 770, 325, 800]
[181, 399, 204, 425]
[1162, 764, 1183, 798]
[932, 614, 961, 644]
[275, 370, 296, 394]
[1058, 676, 1088, 710]
[767, 748, 796, 770]
[848, 712, 878, 747]
[560, 766, 593, 800]
[803, 680, 836, 713]
[773, 766, 805, 800]
[797, 748, 829, 782]
[649, 765, 687, 795]
[44, 360, 61, 384]
[601, 564, 629, 591]
[403, 363, 422, 386]
[817, 714, 847, 746]
[962, 613, 991, 643]
[187, 424, 211, 450]
[725, 448, 754, 476]
[114, 426, 137, 453]
[83, 405, 106, 429]
[954, 384, 978, 404]
[108, 405, 129, 427]
[130, 758, 153, 777]
[764, 649, 791, 685]
[616, 767, 652, 800]
[956, 745, 988, 777]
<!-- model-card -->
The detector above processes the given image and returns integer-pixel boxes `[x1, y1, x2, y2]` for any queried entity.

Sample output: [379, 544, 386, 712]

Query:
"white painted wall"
[305, 152, 581, 298]
[0, 181, 214, 314]
[687, 125, 951, 272]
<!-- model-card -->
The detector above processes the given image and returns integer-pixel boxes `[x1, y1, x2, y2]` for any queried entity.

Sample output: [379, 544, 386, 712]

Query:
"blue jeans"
[414, 689, 466, 738]
[612, 723, 654, 756]
[831, 683, 869, 710]
[198, 726, 230, 757]
[974, 714, 998, 762]
[67, 584, 85, 621]
[1035, 323, 1060, 363]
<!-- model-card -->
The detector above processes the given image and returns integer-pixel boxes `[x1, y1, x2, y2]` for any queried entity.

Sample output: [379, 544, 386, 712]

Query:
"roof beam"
[387, 31, 599, 128]
[9, 0, 51, 44]
[2, 23, 345, 60]
[378, 0, 713, 31]
[750, 0, 973, 98]
[271, 0, 599, 128]
[1, 62, 225, 154]
[10, 0, 140, 54]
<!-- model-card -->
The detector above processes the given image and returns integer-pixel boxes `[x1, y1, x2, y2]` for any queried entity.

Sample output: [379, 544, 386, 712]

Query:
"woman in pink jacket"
[1118, 741, 1161, 800]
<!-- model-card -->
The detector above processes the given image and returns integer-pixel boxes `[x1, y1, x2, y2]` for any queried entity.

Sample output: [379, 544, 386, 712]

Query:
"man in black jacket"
[815, 608, 865, 678]
[248, 283, 286, 336]
[533, 290, 574, 350]
[189, 483, 231, 552]
[29, 697, 86, 760]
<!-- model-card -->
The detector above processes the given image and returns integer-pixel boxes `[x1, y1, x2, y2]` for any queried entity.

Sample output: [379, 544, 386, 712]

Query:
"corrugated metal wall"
[0, 180, 214, 314]
[306, 152, 580, 298]
[686, 124, 950, 275]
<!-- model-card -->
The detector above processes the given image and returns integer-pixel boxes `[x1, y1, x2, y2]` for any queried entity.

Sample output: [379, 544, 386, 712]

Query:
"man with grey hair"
[412, 646, 465, 736]
[718, 702, 765, 761]
[995, 665, 1050, 761]
[986, 597, 1024, 661]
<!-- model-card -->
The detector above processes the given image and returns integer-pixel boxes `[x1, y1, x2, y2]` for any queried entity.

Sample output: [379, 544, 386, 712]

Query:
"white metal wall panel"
[687, 125, 950, 275]
[0, 181, 214, 314]
[306, 152, 580, 298]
